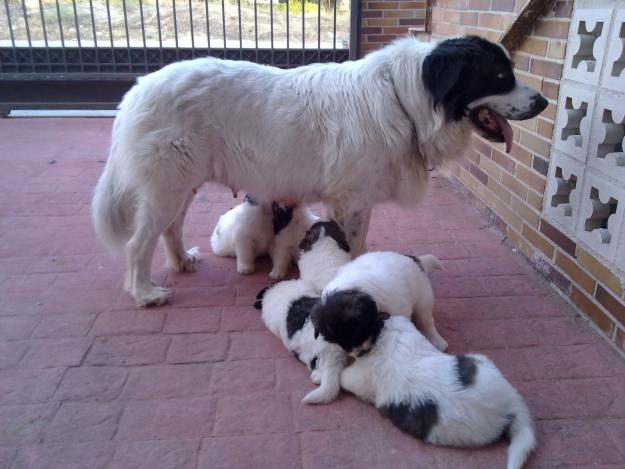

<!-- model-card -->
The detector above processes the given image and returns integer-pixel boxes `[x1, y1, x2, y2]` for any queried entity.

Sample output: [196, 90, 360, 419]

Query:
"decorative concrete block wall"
[426, 0, 625, 353]
[547, 8, 625, 275]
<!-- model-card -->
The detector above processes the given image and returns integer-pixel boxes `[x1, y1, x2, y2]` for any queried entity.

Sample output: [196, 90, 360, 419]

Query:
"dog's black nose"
[531, 94, 548, 114]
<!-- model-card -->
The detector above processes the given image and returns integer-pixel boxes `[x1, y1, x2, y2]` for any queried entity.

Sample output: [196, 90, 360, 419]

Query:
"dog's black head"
[422, 35, 548, 152]
[299, 220, 350, 253]
[271, 202, 295, 234]
[311, 289, 389, 357]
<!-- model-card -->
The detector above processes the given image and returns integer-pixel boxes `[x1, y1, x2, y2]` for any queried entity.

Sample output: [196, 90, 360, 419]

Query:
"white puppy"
[297, 220, 352, 292]
[312, 310, 535, 469]
[211, 195, 318, 278]
[318, 251, 448, 352]
[255, 278, 349, 404]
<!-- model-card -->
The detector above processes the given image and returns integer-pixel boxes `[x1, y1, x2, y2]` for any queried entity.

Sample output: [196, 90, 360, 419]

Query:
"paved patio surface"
[0, 117, 624, 469]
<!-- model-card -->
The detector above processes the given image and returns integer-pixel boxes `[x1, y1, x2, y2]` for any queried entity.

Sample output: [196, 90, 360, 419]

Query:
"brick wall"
[360, 0, 427, 55]
[356, 0, 625, 355]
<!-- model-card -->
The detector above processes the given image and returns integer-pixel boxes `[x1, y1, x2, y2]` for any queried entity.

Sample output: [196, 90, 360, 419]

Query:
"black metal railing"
[0, 0, 360, 114]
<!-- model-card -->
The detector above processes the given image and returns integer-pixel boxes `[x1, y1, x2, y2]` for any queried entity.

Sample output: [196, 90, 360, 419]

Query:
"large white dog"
[92, 35, 547, 306]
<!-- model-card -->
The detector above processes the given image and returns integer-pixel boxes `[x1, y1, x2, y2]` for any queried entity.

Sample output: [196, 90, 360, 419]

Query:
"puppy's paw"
[310, 369, 322, 385]
[237, 262, 255, 275]
[302, 386, 339, 405]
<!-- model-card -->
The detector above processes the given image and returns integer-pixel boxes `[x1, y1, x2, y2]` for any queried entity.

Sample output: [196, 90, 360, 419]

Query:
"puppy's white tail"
[91, 162, 137, 253]
[418, 254, 443, 273]
[506, 399, 536, 469]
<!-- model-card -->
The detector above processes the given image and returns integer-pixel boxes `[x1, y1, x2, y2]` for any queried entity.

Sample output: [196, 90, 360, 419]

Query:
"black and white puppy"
[312, 311, 536, 469]
[211, 194, 318, 278]
[255, 279, 349, 404]
[317, 251, 448, 352]
[297, 220, 352, 292]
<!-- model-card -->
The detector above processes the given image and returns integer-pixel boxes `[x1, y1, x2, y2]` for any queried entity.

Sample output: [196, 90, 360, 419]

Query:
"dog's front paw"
[237, 262, 255, 275]
[302, 386, 339, 405]
[135, 286, 172, 307]
[268, 268, 286, 280]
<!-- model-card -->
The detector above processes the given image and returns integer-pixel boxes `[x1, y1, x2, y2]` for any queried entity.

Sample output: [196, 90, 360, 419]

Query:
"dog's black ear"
[271, 202, 294, 234]
[422, 50, 466, 122]
[299, 223, 322, 251]
[378, 311, 391, 320]
[314, 329, 320, 339]
[254, 286, 270, 310]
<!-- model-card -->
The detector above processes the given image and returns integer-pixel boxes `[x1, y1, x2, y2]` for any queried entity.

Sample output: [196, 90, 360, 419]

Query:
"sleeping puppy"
[312, 309, 536, 469]
[255, 278, 349, 404]
[297, 220, 352, 292]
[211, 194, 318, 278]
[318, 251, 448, 351]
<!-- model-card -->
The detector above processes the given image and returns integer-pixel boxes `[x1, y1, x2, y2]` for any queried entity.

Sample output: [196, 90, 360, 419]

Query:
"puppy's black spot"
[493, 413, 515, 443]
[405, 255, 424, 271]
[311, 290, 383, 353]
[292, 351, 302, 363]
[254, 286, 270, 310]
[456, 355, 477, 387]
[286, 296, 318, 339]
[379, 398, 439, 441]
[271, 202, 294, 234]
[310, 356, 318, 370]
[244, 193, 258, 205]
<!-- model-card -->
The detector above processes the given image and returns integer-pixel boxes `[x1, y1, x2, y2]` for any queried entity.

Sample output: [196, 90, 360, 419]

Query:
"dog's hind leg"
[125, 192, 188, 307]
[162, 190, 200, 273]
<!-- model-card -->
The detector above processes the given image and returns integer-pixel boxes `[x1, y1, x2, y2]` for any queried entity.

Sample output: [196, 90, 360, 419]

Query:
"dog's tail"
[506, 399, 536, 469]
[91, 161, 137, 253]
[407, 254, 443, 273]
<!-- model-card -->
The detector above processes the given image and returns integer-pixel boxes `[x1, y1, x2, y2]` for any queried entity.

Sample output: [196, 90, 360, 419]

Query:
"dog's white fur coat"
[340, 315, 535, 469]
[322, 252, 448, 351]
[210, 201, 318, 278]
[91, 37, 474, 306]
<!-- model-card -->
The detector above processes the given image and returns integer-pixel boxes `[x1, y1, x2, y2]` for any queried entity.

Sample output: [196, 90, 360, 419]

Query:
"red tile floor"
[0, 118, 624, 469]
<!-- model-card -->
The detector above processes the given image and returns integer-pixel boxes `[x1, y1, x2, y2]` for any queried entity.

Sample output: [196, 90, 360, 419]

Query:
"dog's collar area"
[385, 63, 434, 172]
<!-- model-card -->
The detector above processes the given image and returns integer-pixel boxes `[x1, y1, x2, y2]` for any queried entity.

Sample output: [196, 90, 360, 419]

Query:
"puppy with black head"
[255, 278, 350, 404]
[317, 248, 448, 351]
[312, 309, 536, 469]
[211, 194, 318, 278]
[297, 220, 352, 292]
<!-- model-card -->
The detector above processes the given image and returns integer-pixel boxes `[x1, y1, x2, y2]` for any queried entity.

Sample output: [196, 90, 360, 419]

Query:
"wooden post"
[499, 0, 552, 52]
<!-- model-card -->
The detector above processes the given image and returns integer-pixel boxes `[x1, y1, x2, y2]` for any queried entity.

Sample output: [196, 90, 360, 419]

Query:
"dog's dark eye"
[497, 73, 506, 79]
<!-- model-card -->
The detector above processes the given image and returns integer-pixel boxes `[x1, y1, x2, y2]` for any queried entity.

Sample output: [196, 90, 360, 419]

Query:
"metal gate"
[0, 0, 361, 114]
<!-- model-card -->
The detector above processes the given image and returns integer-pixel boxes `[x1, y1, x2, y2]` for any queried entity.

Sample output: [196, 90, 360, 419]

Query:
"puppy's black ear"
[299, 223, 322, 251]
[314, 329, 320, 339]
[254, 286, 270, 310]
[378, 312, 391, 320]
[325, 220, 351, 253]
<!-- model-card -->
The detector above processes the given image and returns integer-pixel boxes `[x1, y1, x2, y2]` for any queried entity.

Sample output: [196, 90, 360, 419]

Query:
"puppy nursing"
[255, 220, 354, 404]
[211, 195, 318, 278]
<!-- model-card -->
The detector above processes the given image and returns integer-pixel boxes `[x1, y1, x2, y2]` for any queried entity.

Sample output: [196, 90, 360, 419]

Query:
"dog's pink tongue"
[491, 110, 513, 153]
